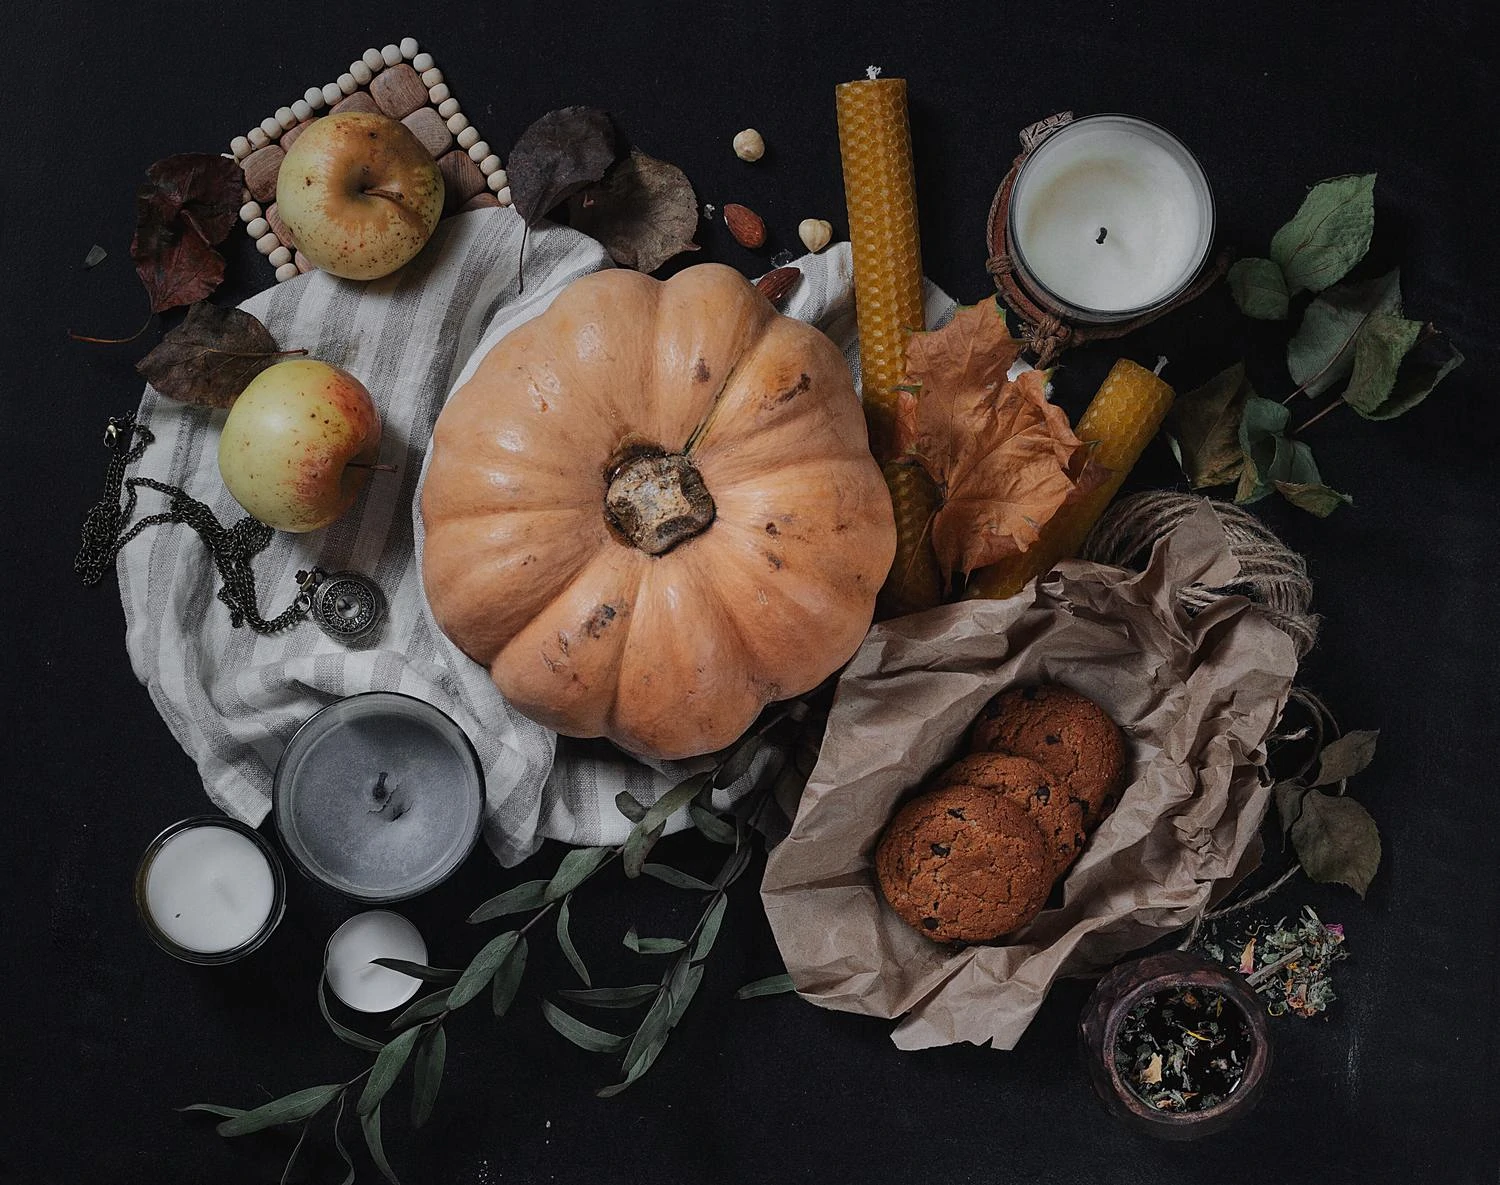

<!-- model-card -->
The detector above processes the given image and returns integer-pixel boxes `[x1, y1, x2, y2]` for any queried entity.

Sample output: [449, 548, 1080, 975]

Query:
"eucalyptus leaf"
[178, 1103, 249, 1119]
[597, 1035, 668, 1097]
[688, 802, 738, 845]
[332, 1093, 355, 1185]
[622, 986, 675, 1073]
[370, 959, 462, 985]
[279, 1120, 312, 1185]
[615, 791, 648, 824]
[491, 934, 529, 1017]
[1274, 780, 1309, 835]
[215, 1084, 343, 1137]
[468, 880, 551, 923]
[735, 973, 796, 999]
[623, 927, 687, 955]
[623, 772, 712, 877]
[546, 846, 614, 901]
[666, 960, 705, 1027]
[361, 1104, 402, 1185]
[1286, 268, 1402, 398]
[541, 1000, 630, 1053]
[449, 931, 521, 1009]
[357, 1025, 422, 1116]
[389, 988, 452, 1031]
[556, 895, 591, 986]
[1313, 729, 1380, 786]
[1169, 364, 1253, 489]
[642, 863, 718, 891]
[558, 983, 661, 1008]
[1269, 173, 1376, 294]
[1275, 480, 1353, 517]
[1290, 791, 1382, 896]
[1343, 313, 1424, 416]
[1227, 258, 1289, 320]
[318, 975, 387, 1053]
[410, 1024, 446, 1129]
[714, 734, 764, 789]
[713, 842, 754, 890]
[1355, 324, 1463, 420]
[691, 895, 728, 962]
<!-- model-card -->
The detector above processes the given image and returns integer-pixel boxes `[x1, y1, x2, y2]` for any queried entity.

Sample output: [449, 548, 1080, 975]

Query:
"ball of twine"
[1081, 491, 1319, 659]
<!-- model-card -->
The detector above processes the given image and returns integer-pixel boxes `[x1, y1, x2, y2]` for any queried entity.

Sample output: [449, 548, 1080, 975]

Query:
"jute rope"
[1081, 491, 1320, 659]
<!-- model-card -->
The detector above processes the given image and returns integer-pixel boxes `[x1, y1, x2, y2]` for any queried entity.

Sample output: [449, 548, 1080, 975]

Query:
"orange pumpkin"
[420, 264, 896, 760]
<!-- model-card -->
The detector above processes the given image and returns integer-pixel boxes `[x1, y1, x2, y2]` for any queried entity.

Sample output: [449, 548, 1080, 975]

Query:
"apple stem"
[346, 461, 398, 473]
[363, 186, 408, 204]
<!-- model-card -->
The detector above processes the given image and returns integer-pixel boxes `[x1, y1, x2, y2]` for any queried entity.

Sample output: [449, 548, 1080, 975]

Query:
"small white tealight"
[325, 911, 429, 1013]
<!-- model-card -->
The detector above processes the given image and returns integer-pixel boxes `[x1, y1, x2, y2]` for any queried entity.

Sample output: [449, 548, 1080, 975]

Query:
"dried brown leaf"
[136, 302, 297, 407]
[567, 149, 699, 273]
[507, 107, 620, 227]
[129, 153, 243, 314]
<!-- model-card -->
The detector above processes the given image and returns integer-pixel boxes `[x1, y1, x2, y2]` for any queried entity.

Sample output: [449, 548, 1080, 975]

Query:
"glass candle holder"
[135, 816, 286, 965]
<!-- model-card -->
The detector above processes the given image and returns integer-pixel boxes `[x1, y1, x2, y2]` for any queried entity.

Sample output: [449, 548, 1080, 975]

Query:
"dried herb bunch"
[1117, 986, 1251, 1113]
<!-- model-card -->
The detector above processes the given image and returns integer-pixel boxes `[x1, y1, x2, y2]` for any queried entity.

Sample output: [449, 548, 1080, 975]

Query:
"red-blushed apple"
[218, 359, 383, 533]
[277, 112, 444, 280]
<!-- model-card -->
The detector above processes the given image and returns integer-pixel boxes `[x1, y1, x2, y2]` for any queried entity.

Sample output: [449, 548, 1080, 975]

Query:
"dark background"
[6, 2, 1497, 1183]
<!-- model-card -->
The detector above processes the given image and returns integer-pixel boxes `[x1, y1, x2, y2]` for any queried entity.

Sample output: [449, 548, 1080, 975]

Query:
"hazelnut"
[732, 128, 766, 162]
[798, 218, 833, 253]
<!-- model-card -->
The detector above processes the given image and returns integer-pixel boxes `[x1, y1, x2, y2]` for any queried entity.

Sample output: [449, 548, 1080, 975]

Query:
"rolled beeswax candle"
[966, 359, 1175, 600]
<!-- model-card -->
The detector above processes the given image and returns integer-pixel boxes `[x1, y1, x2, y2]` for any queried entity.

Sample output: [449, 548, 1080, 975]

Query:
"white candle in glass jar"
[138, 818, 283, 961]
[325, 910, 429, 1013]
[1008, 115, 1214, 321]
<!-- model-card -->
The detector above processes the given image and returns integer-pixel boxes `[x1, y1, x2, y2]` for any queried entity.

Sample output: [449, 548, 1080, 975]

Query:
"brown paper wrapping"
[760, 501, 1298, 1050]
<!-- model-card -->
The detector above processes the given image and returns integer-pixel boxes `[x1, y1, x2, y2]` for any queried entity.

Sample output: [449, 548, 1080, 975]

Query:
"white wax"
[325, 911, 428, 1013]
[1012, 117, 1211, 314]
[144, 824, 277, 953]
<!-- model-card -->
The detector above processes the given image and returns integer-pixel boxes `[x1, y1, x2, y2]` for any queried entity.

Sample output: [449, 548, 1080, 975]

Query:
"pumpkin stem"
[605, 447, 716, 555]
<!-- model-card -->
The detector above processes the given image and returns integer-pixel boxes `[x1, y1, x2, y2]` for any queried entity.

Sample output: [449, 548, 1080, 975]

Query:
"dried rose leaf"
[567, 149, 700, 274]
[129, 153, 244, 314]
[137, 302, 299, 408]
[507, 107, 620, 227]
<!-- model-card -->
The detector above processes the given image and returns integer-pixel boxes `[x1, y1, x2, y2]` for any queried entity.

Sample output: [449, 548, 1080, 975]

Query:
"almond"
[724, 203, 767, 248]
[754, 266, 801, 306]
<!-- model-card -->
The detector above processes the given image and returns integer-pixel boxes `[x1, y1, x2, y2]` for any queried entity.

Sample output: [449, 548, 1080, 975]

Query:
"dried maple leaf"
[137, 302, 302, 408]
[903, 301, 1096, 580]
[566, 149, 700, 273]
[129, 153, 244, 314]
[507, 107, 620, 226]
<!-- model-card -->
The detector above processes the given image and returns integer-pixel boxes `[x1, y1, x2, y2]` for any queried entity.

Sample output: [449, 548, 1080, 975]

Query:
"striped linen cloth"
[119, 209, 956, 866]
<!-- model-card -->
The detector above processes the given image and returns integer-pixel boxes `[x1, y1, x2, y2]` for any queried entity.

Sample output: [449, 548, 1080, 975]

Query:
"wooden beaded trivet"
[226, 36, 510, 283]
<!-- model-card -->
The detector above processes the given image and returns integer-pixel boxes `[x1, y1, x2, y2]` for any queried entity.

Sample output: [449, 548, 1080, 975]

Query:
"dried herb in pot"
[1116, 987, 1251, 1113]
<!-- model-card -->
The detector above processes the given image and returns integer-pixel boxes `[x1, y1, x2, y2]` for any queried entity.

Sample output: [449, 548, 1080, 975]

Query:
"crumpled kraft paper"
[760, 501, 1298, 1050]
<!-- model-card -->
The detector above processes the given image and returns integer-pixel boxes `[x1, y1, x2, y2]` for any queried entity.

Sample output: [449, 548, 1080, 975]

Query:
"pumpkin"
[420, 264, 896, 760]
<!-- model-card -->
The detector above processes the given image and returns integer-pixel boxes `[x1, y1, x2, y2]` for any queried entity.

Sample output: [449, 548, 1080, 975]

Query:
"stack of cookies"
[875, 684, 1127, 943]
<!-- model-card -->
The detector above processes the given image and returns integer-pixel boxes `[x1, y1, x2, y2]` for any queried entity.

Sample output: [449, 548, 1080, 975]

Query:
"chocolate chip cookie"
[936, 752, 1087, 879]
[874, 783, 1050, 943]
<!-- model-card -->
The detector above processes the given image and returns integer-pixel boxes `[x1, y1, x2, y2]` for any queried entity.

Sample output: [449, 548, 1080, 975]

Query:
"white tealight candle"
[325, 911, 429, 1013]
[1009, 115, 1214, 322]
[137, 818, 284, 963]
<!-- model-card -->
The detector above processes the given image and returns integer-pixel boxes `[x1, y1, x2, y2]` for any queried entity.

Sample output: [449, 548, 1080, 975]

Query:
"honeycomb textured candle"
[836, 78, 925, 462]
[966, 359, 1175, 600]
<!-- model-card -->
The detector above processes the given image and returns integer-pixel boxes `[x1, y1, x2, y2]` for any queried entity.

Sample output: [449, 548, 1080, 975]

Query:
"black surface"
[7, 3, 1499, 1183]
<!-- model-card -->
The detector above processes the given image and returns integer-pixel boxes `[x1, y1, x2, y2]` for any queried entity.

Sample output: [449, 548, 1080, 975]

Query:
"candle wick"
[1096, 227, 1108, 244]
[369, 771, 392, 813]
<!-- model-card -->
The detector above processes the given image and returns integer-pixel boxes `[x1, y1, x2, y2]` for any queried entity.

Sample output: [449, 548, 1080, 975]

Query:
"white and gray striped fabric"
[120, 209, 956, 866]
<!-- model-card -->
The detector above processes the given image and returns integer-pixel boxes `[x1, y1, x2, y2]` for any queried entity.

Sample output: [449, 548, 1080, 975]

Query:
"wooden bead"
[248, 127, 271, 150]
[322, 82, 343, 105]
[461, 192, 502, 211]
[421, 67, 443, 87]
[275, 262, 299, 282]
[294, 250, 313, 273]
[437, 97, 460, 118]
[381, 44, 402, 66]
[466, 139, 490, 161]
[370, 63, 426, 118]
[446, 112, 469, 134]
[331, 92, 379, 117]
[276, 106, 297, 130]
[400, 37, 419, 58]
[427, 82, 450, 104]
[362, 48, 384, 71]
[486, 170, 505, 193]
[437, 149, 486, 212]
[268, 245, 293, 267]
[496, 186, 512, 206]
[260, 116, 283, 139]
[489, 168, 507, 188]
[231, 135, 252, 160]
[401, 107, 453, 157]
[242, 186, 253, 202]
[457, 126, 480, 150]
[350, 61, 373, 85]
[479, 154, 501, 175]
[305, 86, 327, 110]
[412, 52, 434, 72]
[338, 73, 358, 95]
[256, 231, 280, 254]
[241, 145, 285, 202]
[245, 216, 270, 238]
[291, 99, 313, 122]
[240, 201, 262, 222]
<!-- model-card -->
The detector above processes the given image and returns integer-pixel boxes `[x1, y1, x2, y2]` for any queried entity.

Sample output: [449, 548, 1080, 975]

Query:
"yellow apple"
[218, 359, 382, 533]
[277, 112, 445, 280]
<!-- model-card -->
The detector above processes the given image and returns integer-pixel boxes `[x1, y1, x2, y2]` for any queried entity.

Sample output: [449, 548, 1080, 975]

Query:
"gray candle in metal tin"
[274, 693, 483, 902]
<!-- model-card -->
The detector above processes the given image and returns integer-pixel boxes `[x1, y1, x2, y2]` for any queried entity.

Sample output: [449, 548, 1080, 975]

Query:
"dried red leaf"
[129, 153, 244, 314]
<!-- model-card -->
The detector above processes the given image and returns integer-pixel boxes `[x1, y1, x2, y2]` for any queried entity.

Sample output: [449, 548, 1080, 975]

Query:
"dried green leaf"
[623, 927, 687, 955]
[136, 302, 294, 408]
[318, 975, 387, 1053]
[1170, 363, 1253, 489]
[1227, 258, 1289, 320]
[1275, 480, 1352, 517]
[558, 984, 661, 1009]
[1234, 395, 1292, 504]
[468, 879, 550, 923]
[410, 1024, 446, 1129]
[567, 149, 700, 273]
[507, 107, 620, 226]
[1313, 729, 1380, 786]
[178, 1103, 249, 1120]
[1287, 268, 1402, 398]
[450, 931, 521, 1009]
[491, 934, 528, 1017]
[361, 1104, 402, 1185]
[691, 895, 728, 962]
[215, 1084, 343, 1137]
[556, 894, 591, 986]
[1352, 323, 1464, 420]
[641, 863, 717, 892]
[1290, 791, 1381, 896]
[615, 790, 648, 823]
[369, 959, 462, 986]
[623, 772, 712, 877]
[736, 973, 796, 999]
[541, 1000, 630, 1053]
[688, 802, 738, 845]
[1343, 313, 1424, 416]
[357, 1025, 422, 1116]
[389, 988, 452, 1031]
[1274, 780, 1309, 835]
[1269, 173, 1376, 294]
[546, 846, 614, 901]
